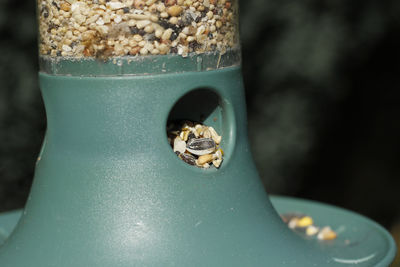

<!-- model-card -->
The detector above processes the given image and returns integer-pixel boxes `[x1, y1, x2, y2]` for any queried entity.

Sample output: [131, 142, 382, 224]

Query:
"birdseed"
[167, 121, 223, 169]
[281, 213, 338, 241]
[186, 137, 216, 156]
[38, 0, 239, 58]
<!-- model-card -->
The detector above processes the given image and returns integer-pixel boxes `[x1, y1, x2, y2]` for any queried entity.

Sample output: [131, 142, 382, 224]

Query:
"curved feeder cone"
[0, 0, 396, 266]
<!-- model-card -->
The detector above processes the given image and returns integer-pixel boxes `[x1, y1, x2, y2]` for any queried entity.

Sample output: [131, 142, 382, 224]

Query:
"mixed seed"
[281, 213, 338, 241]
[168, 121, 223, 168]
[38, 0, 239, 58]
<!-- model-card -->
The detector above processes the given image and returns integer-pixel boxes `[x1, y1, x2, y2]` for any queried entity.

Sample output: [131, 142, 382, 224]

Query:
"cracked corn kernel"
[297, 216, 313, 227]
[306, 225, 319, 236]
[197, 154, 214, 165]
[317, 227, 337, 241]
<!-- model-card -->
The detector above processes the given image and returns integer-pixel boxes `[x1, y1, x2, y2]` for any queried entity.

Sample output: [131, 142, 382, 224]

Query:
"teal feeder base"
[0, 66, 396, 266]
[0, 197, 396, 266]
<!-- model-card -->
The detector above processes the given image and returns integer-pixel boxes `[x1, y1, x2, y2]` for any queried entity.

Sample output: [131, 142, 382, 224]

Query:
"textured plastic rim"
[39, 50, 241, 76]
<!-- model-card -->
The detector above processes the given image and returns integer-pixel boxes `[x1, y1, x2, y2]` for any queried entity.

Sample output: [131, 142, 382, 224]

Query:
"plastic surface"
[0, 67, 395, 266]
[1, 195, 396, 266]
[39, 50, 240, 76]
[271, 196, 397, 267]
[0, 210, 22, 245]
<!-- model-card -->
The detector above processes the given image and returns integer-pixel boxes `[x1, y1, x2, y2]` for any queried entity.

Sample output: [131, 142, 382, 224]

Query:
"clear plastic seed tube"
[37, 0, 240, 75]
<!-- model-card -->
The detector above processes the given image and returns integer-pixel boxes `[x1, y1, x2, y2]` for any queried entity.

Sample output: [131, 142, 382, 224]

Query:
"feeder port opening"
[166, 88, 234, 170]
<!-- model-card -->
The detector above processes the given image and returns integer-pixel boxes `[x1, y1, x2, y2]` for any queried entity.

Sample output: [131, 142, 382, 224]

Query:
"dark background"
[0, 0, 399, 261]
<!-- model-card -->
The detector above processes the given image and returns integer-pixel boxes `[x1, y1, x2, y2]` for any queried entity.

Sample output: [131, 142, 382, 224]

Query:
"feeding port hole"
[166, 88, 230, 169]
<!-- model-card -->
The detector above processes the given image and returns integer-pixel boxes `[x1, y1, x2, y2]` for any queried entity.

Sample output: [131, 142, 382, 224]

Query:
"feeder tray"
[0, 196, 396, 266]
[0, 0, 396, 266]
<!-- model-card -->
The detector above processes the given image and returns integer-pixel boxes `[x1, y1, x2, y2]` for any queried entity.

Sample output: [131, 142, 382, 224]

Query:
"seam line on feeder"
[332, 253, 376, 264]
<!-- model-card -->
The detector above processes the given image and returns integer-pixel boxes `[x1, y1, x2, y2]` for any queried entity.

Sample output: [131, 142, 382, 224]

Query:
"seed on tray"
[297, 216, 313, 228]
[280, 213, 298, 224]
[281, 213, 338, 241]
[317, 226, 337, 241]
[306, 225, 319, 236]
[288, 217, 299, 229]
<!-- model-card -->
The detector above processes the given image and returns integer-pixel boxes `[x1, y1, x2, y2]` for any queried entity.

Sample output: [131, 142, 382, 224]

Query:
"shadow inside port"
[167, 88, 222, 132]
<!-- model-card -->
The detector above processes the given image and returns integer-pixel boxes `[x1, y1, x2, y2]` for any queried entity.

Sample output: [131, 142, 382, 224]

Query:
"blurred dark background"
[0, 0, 399, 260]
[241, 0, 400, 228]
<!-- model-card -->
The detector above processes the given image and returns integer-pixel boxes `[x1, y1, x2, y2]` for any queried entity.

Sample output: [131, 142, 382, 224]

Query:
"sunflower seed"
[187, 132, 196, 141]
[179, 153, 196, 165]
[186, 137, 216, 155]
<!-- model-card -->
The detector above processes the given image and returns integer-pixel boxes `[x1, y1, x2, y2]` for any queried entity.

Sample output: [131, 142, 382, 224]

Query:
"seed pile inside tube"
[168, 121, 223, 168]
[281, 213, 338, 241]
[38, 0, 238, 58]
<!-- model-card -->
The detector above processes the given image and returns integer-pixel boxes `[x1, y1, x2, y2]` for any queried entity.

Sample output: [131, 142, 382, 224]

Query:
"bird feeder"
[0, 0, 396, 266]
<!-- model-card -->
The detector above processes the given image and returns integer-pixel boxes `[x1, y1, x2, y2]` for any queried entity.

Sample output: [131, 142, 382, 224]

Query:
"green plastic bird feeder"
[0, 0, 396, 266]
